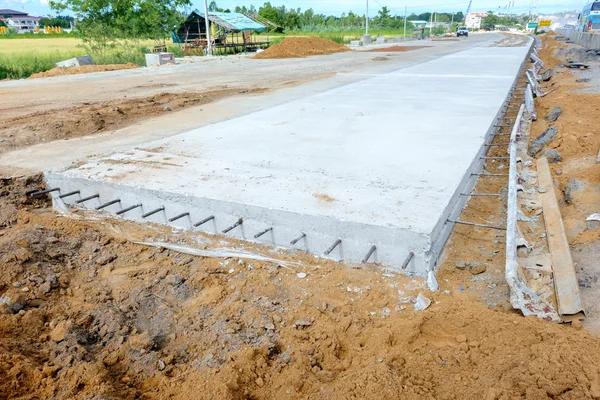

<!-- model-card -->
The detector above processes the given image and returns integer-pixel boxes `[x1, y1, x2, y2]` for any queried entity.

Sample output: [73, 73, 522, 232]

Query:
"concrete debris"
[565, 62, 590, 69]
[427, 270, 439, 292]
[541, 69, 553, 82]
[586, 213, 600, 222]
[56, 55, 94, 68]
[545, 106, 562, 122]
[297, 272, 307, 279]
[294, 318, 313, 328]
[413, 293, 432, 311]
[541, 149, 562, 163]
[528, 127, 558, 156]
[563, 178, 583, 205]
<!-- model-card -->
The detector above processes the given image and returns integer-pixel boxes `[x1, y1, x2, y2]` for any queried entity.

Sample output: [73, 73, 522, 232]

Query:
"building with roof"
[466, 12, 487, 29]
[173, 10, 270, 55]
[0, 9, 40, 33]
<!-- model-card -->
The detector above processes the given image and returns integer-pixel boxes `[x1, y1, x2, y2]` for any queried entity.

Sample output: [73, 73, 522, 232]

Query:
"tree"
[50, 0, 191, 55]
[39, 17, 71, 28]
[481, 11, 500, 30]
[0, 19, 6, 27]
[258, 2, 281, 26]
[208, 1, 219, 12]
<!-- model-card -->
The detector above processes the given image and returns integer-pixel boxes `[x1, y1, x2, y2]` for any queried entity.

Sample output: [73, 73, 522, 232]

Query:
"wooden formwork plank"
[537, 157, 586, 321]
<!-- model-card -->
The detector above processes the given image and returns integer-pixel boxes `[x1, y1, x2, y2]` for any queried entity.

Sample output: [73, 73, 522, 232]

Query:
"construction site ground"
[2, 33, 600, 399]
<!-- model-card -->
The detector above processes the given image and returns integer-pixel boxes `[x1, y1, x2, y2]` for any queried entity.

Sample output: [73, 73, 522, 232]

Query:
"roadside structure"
[172, 11, 269, 54]
[0, 9, 40, 33]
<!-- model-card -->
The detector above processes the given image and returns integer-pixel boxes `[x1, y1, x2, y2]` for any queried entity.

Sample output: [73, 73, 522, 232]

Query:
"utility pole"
[203, 0, 212, 56]
[366, 0, 369, 35]
[450, 12, 454, 33]
[429, 12, 433, 36]
[403, 5, 407, 40]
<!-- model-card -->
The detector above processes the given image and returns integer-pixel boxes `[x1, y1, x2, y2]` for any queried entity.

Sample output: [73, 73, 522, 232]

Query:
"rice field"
[0, 37, 183, 80]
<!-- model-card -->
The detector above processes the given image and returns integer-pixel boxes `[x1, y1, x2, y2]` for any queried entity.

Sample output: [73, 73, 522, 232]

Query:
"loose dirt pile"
[529, 35, 600, 247]
[489, 33, 531, 47]
[254, 37, 349, 59]
[3, 174, 600, 399]
[29, 63, 139, 79]
[0, 88, 264, 153]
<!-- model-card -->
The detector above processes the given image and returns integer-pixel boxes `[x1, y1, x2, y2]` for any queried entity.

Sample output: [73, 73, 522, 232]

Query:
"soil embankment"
[254, 37, 350, 59]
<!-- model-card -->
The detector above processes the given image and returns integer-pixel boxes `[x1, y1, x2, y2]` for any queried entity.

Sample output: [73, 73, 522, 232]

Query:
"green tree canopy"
[50, 0, 190, 40]
[39, 17, 71, 28]
[482, 11, 500, 30]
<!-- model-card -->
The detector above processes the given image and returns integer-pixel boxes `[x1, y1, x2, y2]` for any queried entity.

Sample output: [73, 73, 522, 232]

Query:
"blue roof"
[197, 11, 266, 32]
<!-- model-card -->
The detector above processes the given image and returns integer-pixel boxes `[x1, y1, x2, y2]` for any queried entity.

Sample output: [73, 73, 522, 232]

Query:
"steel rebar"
[324, 239, 342, 255]
[290, 233, 306, 246]
[96, 199, 121, 210]
[75, 194, 99, 204]
[448, 219, 507, 230]
[362, 245, 377, 263]
[222, 218, 243, 234]
[168, 212, 190, 222]
[401, 251, 414, 270]
[193, 215, 215, 227]
[142, 206, 165, 218]
[29, 187, 60, 197]
[116, 204, 142, 215]
[254, 227, 273, 239]
[59, 190, 80, 199]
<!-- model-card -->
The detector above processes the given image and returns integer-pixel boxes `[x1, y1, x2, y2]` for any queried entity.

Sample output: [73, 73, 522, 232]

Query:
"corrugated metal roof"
[197, 11, 266, 32]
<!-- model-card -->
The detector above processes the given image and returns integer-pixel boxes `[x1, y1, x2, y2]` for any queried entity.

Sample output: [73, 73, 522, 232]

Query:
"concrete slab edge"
[45, 173, 431, 275]
[428, 37, 535, 273]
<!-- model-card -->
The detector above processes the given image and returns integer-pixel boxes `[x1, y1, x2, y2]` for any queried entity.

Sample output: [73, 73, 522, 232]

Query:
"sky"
[0, 0, 586, 18]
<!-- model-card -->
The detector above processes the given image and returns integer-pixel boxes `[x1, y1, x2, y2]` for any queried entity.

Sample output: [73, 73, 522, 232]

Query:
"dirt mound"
[0, 88, 265, 153]
[2, 174, 600, 399]
[254, 37, 349, 59]
[29, 63, 139, 79]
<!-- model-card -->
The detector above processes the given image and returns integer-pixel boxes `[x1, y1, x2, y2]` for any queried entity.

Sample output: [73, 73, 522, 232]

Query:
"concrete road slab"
[47, 41, 531, 275]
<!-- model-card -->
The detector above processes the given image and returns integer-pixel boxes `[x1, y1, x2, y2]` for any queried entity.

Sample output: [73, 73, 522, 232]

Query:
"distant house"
[0, 9, 40, 33]
[466, 12, 487, 29]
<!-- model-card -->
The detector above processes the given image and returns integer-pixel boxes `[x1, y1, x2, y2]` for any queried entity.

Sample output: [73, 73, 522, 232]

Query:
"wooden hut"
[172, 11, 269, 55]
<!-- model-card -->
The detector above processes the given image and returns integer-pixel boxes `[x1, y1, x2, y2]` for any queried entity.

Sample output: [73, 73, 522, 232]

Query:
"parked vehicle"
[577, 0, 600, 32]
[457, 26, 469, 37]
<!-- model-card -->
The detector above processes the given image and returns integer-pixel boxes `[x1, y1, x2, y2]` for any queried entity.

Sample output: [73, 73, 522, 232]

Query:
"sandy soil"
[29, 64, 139, 79]
[439, 33, 600, 333]
[527, 33, 600, 334]
[489, 33, 532, 47]
[0, 88, 265, 154]
[253, 37, 349, 59]
[3, 175, 600, 399]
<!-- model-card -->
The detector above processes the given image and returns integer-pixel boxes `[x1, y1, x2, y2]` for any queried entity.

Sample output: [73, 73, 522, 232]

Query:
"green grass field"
[0, 29, 416, 80]
[0, 37, 185, 80]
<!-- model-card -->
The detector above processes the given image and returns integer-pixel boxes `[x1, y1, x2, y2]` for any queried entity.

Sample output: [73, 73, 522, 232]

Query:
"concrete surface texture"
[0, 34, 501, 172]
[46, 41, 531, 275]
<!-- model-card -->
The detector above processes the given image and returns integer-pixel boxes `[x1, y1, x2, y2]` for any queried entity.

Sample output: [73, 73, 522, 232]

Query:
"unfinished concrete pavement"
[42, 38, 532, 275]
